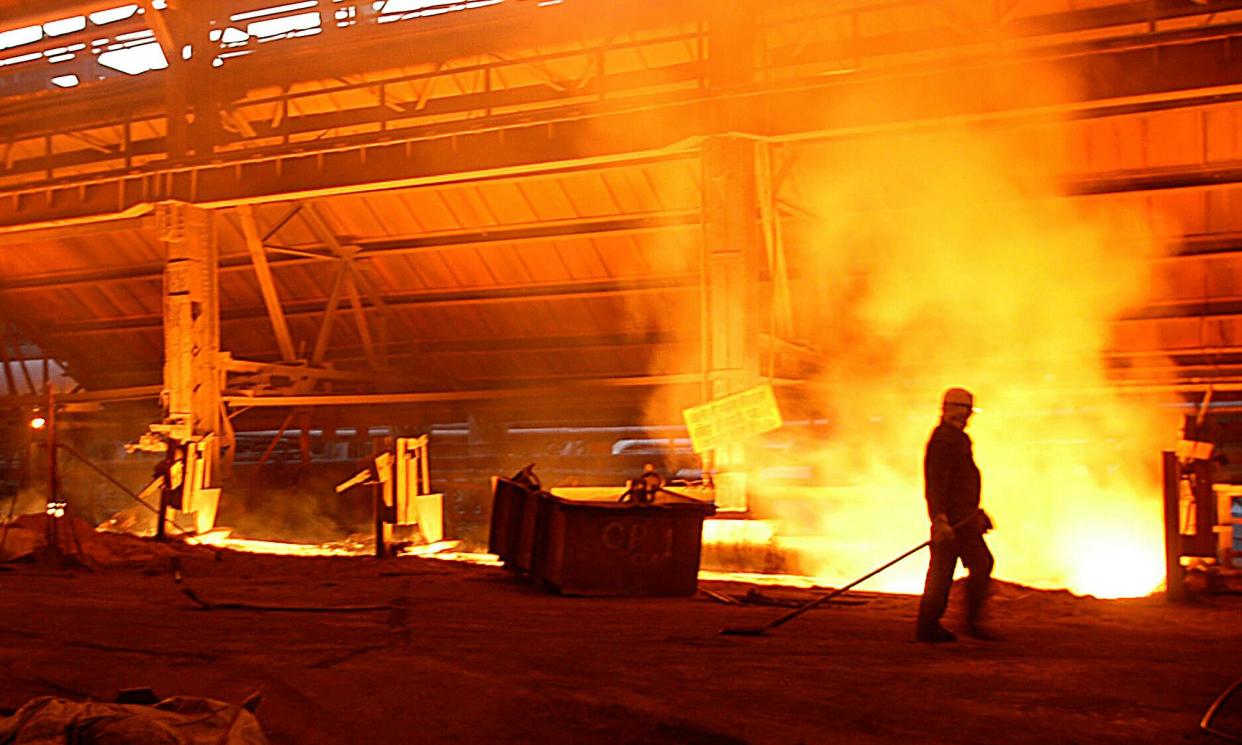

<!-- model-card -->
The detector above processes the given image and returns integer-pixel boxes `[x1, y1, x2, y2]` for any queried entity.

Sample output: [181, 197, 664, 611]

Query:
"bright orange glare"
[29, 416, 46, 430]
[698, 120, 1177, 599]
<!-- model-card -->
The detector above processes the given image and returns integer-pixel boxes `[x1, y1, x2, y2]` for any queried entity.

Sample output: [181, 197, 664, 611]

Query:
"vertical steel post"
[157, 202, 221, 533]
[373, 481, 384, 559]
[160, 201, 221, 445]
[701, 136, 762, 511]
[44, 385, 58, 553]
[45, 385, 56, 505]
[1162, 450, 1186, 602]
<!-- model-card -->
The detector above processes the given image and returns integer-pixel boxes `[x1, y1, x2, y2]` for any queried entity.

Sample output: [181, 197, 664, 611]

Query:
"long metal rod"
[256, 410, 295, 470]
[0, 211, 699, 291]
[721, 541, 933, 636]
[720, 512, 982, 636]
[311, 261, 351, 366]
[46, 274, 702, 336]
[223, 373, 709, 407]
[0, 384, 161, 407]
[1201, 676, 1242, 743]
[345, 272, 378, 370]
[56, 441, 187, 535]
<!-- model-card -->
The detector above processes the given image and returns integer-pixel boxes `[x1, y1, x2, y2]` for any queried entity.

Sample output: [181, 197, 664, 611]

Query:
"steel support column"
[155, 201, 222, 483]
[701, 136, 763, 511]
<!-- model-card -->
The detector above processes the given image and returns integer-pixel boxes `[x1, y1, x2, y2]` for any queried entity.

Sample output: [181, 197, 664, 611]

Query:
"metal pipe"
[223, 374, 712, 408]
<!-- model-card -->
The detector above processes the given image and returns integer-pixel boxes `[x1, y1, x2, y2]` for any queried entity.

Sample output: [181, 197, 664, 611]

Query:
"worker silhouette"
[915, 387, 996, 643]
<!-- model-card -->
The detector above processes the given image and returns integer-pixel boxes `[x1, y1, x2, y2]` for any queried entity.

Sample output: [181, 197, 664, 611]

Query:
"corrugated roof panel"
[351, 261, 391, 292]
[550, 237, 608, 278]
[472, 181, 540, 224]
[71, 329, 153, 374]
[638, 159, 701, 211]
[557, 172, 621, 218]
[478, 245, 535, 285]
[1, 233, 157, 279]
[437, 185, 501, 230]
[455, 304, 509, 339]
[122, 277, 163, 316]
[263, 261, 314, 301]
[287, 316, 322, 352]
[220, 319, 264, 360]
[93, 282, 143, 318]
[216, 213, 250, 258]
[512, 299, 559, 337]
[591, 233, 652, 277]
[395, 190, 462, 232]
[219, 269, 263, 311]
[514, 180, 578, 222]
[322, 193, 402, 238]
[394, 299, 451, 340]
[597, 168, 657, 215]
[382, 192, 433, 235]
[443, 247, 499, 286]
[265, 208, 320, 246]
[293, 261, 342, 296]
[104, 229, 162, 263]
[437, 250, 490, 287]
[69, 285, 117, 323]
[636, 230, 699, 275]
[365, 255, 425, 292]
[395, 250, 462, 288]
[390, 307, 431, 339]
[505, 239, 572, 283]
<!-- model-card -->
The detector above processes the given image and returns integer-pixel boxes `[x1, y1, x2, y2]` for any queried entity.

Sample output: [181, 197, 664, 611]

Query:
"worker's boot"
[964, 624, 1001, 642]
[915, 624, 957, 643]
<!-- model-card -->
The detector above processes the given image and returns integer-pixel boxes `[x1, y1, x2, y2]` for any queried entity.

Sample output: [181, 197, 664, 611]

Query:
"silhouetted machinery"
[336, 435, 443, 557]
[1162, 414, 1239, 600]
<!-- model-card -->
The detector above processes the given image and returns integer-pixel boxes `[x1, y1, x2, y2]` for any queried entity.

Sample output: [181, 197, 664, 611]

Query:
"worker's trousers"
[916, 529, 993, 632]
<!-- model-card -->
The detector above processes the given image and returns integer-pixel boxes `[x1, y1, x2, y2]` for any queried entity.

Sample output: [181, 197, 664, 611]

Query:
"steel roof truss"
[236, 203, 297, 362]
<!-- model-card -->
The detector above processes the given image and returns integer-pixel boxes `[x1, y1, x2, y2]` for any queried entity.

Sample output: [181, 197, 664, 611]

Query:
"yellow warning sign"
[683, 384, 782, 453]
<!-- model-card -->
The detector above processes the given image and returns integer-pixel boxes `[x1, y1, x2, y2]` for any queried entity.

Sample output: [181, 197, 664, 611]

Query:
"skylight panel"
[97, 41, 168, 74]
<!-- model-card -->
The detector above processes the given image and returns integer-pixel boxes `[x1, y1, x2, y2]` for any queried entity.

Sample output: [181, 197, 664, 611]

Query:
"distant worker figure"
[915, 387, 995, 643]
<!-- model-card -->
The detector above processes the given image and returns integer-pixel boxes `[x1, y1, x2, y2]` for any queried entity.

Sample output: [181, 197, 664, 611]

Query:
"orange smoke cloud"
[750, 121, 1179, 598]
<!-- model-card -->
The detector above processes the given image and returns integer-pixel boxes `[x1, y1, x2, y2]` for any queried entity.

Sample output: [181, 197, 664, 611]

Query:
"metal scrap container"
[487, 476, 519, 562]
[488, 476, 551, 575]
[535, 488, 716, 597]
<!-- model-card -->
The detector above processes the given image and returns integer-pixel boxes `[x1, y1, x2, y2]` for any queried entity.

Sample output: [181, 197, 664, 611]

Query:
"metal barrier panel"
[487, 476, 520, 562]
[488, 476, 547, 575]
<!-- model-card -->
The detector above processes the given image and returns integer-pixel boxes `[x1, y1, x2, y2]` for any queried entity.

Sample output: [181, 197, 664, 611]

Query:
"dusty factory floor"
[0, 546, 1238, 745]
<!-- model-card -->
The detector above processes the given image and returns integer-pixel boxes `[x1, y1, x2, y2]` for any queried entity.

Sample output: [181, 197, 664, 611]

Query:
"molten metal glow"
[702, 518, 776, 545]
[734, 122, 1176, 599]
[424, 550, 505, 567]
[191, 532, 361, 556]
[639, 94, 1180, 599]
[189, 531, 465, 560]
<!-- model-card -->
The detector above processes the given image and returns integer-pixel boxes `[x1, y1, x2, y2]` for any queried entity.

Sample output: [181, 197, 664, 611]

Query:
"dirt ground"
[0, 546, 1238, 745]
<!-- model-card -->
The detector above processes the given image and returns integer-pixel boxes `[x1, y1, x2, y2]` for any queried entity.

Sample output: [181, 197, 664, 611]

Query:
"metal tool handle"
[750, 510, 984, 634]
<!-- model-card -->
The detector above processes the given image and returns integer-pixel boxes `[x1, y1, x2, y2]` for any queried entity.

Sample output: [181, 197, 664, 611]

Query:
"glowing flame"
[733, 120, 1177, 599]
[643, 69, 1181, 598]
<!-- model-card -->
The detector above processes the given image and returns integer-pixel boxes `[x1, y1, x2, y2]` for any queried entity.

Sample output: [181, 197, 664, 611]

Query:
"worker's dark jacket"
[924, 422, 980, 525]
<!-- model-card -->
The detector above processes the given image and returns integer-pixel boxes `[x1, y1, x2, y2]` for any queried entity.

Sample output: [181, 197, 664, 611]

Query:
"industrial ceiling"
[1, 0, 1242, 430]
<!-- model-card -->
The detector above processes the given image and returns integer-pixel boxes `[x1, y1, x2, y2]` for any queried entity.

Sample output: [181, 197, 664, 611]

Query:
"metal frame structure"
[4, 0, 1242, 461]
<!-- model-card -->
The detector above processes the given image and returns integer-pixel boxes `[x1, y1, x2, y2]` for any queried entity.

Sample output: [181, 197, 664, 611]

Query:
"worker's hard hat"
[942, 387, 976, 411]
